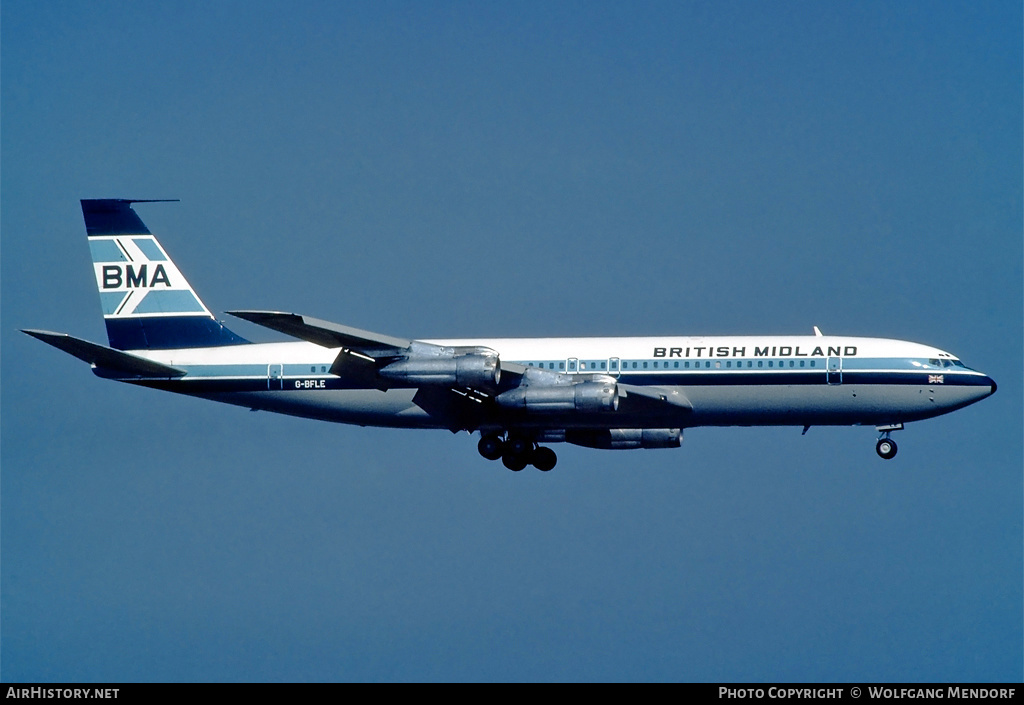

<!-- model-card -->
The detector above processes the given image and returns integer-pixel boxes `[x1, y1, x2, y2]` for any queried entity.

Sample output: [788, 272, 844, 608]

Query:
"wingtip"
[226, 309, 295, 321]
[22, 328, 65, 340]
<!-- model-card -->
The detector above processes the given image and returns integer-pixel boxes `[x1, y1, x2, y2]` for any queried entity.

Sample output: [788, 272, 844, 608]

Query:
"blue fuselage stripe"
[129, 368, 990, 394]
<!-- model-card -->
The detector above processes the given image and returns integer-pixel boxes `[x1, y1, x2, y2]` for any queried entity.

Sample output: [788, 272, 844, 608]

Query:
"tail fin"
[83, 199, 248, 350]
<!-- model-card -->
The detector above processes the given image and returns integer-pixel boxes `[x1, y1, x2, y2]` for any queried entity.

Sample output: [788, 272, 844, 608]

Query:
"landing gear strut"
[478, 433, 558, 471]
[875, 424, 903, 460]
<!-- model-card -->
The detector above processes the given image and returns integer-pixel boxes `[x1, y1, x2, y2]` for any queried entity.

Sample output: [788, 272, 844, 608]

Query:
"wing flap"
[22, 329, 186, 378]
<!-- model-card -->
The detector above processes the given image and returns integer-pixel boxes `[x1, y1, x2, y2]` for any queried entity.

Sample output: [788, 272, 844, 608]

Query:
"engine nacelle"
[379, 348, 500, 389]
[494, 381, 619, 413]
[565, 428, 682, 450]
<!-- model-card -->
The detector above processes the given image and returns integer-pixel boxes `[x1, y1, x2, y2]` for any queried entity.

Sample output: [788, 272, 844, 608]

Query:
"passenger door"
[826, 357, 842, 385]
[268, 363, 284, 390]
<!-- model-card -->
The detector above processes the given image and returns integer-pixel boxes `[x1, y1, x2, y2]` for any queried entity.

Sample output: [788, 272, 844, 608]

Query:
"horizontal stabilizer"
[22, 329, 186, 378]
[227, 310, 410, 355]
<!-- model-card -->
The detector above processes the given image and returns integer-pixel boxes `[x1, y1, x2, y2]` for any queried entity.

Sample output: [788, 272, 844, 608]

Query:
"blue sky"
[3, 1, 1021, 682]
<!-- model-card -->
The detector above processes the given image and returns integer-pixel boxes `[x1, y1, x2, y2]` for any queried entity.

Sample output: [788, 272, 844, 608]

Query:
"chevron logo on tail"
[89, 234, 209, 318]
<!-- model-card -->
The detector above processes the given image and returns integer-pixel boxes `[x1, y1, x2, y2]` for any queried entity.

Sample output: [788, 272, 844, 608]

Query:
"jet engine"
[494, 380, 619, 413]
[378, 344, 500, 390]
[565, 428, 682, 449]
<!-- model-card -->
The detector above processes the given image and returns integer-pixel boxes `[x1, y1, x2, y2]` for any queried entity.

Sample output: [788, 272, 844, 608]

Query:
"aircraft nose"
[973, 373, 997, 398]
[985, 375, 997, 396]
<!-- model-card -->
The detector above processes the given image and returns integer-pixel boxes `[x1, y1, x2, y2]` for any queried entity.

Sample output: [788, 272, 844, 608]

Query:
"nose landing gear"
[876, 438, 898, 460]
[875, 423, 903, 460]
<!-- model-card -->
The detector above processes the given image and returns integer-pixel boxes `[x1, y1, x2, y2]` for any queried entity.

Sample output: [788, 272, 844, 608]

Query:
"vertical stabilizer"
[82, 199, 247, 350]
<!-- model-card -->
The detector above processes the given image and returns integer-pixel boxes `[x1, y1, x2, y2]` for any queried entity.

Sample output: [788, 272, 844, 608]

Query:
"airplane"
[24, 199, 997, 471]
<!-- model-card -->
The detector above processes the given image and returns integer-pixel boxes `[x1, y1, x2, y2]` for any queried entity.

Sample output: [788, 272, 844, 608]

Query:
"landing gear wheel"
[508, 437, 534, 457]
[478, 435, 504, 461]
[501, 437, 533, 471]
[876, 438, 898, 460]
[502, 453, 528, 472]
[532, 447, 557, 472]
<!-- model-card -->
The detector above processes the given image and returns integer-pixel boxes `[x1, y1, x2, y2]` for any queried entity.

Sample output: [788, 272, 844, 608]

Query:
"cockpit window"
[915, 358, 969, 370]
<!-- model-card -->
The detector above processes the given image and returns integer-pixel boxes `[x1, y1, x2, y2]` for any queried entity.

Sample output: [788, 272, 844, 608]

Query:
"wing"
[227, 309, 513, 392]
[227, 311, 689, 430]
[227, 310, 410, 355]
[228, 310, 415, 387]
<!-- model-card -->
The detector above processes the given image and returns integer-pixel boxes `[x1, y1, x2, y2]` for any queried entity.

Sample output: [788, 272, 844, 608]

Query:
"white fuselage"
[128, 334, 996, 432]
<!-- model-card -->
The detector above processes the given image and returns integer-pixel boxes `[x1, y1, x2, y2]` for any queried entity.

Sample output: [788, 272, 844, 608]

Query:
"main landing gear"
[875, 424, 903, 460]
[478, 434, 557, 472]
